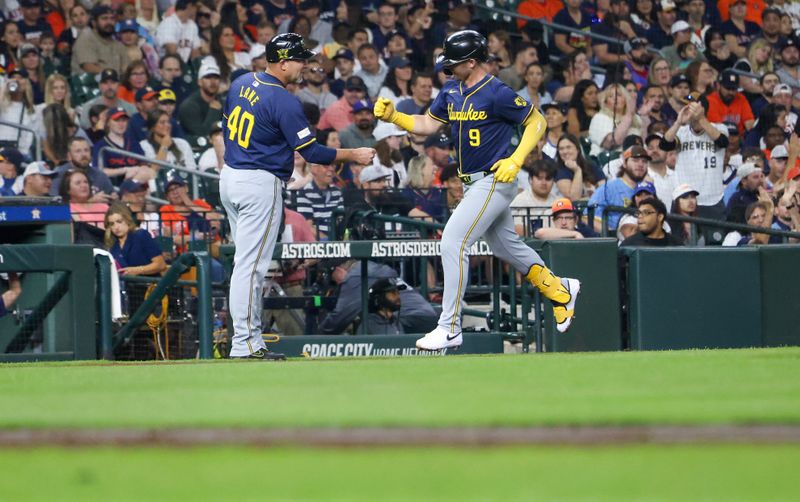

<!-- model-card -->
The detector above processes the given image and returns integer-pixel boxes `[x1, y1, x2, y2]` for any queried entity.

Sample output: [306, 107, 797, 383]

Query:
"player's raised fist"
[373, 97, 395, 121]
[352, 147, 377, 165]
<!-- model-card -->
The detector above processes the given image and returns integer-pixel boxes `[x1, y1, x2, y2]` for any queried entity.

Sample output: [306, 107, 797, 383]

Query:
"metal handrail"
[97, 146, 220, 200]
[0, 119, 41, 161]
[598, 204, 800, 242]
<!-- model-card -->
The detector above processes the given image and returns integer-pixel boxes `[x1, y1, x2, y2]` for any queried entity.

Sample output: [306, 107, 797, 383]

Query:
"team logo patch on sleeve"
[297, 127, 311, 139]
[515, 96, 527, 107]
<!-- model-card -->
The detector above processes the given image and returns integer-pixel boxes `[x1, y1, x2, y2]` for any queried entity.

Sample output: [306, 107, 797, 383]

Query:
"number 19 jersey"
[223, 72, 318, 181]
[674, 123, 728, 206]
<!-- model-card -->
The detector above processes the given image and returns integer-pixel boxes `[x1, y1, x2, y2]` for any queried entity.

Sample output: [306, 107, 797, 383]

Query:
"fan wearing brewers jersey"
[374, 30, 581, 351]
[661, 94, 729, 223]
[221, 34, 374, 360]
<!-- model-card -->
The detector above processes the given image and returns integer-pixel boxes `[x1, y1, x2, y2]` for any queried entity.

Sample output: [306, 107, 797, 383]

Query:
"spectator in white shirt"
[155, 0, 202, 63]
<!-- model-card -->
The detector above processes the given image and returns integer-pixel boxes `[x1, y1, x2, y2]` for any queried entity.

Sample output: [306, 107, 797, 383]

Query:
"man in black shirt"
[621, 198, 684, 247]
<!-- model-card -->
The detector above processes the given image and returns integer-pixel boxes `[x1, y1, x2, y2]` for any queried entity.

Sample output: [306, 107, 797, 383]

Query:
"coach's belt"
[458, 171, 491, 185]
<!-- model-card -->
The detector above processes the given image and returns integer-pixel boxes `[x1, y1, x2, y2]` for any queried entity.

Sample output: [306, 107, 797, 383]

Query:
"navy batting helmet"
[265, 33, 315, 63]
[441, 30, 488, 68]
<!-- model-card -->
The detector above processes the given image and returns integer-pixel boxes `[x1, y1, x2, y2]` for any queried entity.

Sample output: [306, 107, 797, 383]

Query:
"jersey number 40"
[227, 105, 255, 148]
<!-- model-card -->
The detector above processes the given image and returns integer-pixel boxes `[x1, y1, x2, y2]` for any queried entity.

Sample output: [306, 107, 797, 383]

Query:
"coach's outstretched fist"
[351, 147, 376, 165]
[374, 97, 395, 121]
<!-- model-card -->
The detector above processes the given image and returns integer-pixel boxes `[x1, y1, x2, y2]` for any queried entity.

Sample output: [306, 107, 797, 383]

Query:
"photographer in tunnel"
[367, 278, 405, 335]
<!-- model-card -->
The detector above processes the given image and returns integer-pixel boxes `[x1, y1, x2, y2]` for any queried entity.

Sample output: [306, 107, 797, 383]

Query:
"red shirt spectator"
[317, 77, 368, 131]
[717, 0, 765, 25]
[517, 0, 564, 28]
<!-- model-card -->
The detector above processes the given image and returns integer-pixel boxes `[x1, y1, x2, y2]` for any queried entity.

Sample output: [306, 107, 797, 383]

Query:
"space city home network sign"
[278, 240, 494, 260]
[271, 334, 503, 358]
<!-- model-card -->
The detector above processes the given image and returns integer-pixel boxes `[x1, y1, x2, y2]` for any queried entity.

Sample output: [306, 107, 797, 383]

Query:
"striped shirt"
[295, 181, 343, 238]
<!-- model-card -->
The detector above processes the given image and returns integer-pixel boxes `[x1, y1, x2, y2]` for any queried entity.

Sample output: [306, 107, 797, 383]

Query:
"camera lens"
[8, 81, 18, 93]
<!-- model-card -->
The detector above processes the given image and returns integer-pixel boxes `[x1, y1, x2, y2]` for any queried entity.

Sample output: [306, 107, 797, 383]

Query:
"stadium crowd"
[0, 0, 797, 250]
[1, 0, 800, 333]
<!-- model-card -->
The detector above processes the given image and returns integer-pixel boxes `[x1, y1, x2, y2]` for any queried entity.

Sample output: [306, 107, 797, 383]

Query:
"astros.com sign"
[278, 241, 493, 259]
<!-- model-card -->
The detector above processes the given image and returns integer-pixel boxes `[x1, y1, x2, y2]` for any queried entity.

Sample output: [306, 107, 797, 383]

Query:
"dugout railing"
[95, 251, 214, 360]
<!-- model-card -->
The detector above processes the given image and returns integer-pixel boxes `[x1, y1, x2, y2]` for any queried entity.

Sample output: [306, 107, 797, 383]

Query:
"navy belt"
[458, 170, 491, 185]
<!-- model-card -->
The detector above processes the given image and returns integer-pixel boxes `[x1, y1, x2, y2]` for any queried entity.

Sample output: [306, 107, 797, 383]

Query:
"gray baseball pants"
[220, 167, 283, 357]
[438, 174, 546, 334]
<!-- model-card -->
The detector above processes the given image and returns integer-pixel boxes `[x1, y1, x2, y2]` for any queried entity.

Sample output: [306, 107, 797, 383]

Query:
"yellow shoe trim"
[553, 305, 574, 324]
[527, 264, 571, 304]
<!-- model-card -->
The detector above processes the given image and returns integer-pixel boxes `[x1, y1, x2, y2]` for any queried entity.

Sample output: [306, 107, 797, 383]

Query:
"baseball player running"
[221, 33, 375, 359]
[374, 30, 580, 351]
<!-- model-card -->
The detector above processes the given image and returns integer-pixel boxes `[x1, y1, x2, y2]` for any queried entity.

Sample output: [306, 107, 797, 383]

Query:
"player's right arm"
[275, 94, 376, 166]
[373, 97, 443, 135]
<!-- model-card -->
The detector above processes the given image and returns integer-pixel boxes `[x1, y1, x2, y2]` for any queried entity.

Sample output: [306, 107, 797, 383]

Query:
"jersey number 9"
[227, 105, 255, 148]
[468, 129, 480, 146]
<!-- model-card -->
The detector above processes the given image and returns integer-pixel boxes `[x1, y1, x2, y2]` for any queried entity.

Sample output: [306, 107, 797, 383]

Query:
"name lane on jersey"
[239, 84, 260, 107]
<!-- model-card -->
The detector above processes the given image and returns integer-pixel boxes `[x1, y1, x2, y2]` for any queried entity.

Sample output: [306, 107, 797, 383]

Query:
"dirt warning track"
[1, 425, 799, 447]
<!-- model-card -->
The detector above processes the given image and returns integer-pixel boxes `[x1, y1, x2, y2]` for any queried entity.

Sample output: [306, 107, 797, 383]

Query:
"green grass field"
[1, 445, 799, 501]
[1, 347, 799, 428]
[2, 347, 799, 500]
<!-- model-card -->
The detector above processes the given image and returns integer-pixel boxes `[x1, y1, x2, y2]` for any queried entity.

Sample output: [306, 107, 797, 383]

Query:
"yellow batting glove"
[373, 97, 396, 122]
[491, 157, 521, 183]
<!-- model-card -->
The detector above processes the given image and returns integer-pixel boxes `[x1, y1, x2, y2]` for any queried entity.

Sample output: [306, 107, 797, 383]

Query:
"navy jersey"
[427, 75, 533, 175]
[223, 72, 317, 181]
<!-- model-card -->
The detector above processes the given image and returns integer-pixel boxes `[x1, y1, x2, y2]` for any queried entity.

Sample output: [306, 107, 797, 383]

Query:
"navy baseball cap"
[333, 48, 354, 61]
[0, 148, 24, 174]
[388, 56, 411, 69]
[19, 0, 41, 7]
[117, 19, 139, 33]
[119, 179, 148, 194]
[542, 102, 568, 115]
[779, 36, 800, 52]
[99, 68, 119, 83]
[108, 107, 129, 120]
[670, 73, 689, 87]
[424, 133, 452, 149]
[165, 177, 187, 189]
[91, 3, 114, 18]
[345, 76, 367, 92]
[298, 0, 321, 10]
[634, 181, 657, 197]
[720, 69, 739, 90]
[351, 99, 373, 113]
[135, 86, 157, 102]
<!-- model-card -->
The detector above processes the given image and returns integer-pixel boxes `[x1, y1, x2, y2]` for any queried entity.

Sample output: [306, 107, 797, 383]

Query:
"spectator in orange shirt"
[706, 69, 755, 136]
[159, 177, 223, 254]
[517, 0, 564, 29]
[717, 0, 765, 25]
